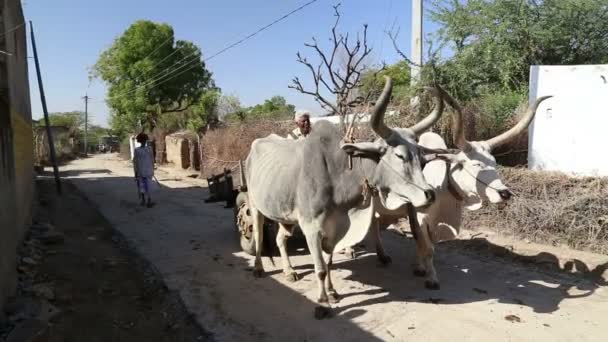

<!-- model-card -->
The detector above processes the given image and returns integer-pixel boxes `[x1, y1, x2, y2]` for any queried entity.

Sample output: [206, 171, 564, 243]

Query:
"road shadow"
[331, 233, 606, 316]
[43, 168, 385, 341]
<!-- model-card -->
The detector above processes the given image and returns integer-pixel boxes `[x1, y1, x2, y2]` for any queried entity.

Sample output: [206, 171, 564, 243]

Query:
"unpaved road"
[57, 154, 608, 341]
[1, 180, 206, 342]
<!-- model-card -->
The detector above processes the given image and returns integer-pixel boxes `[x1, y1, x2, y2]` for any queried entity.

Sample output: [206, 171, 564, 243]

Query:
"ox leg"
[325, 252, 340, 303]
[251, 207, 265, 278]
[276, 224, 298, 282]
[408, 205, 428, 277]
[301, 226, 332, 319]
[417, 220, 439, 290]
[372, 219, 392, 265]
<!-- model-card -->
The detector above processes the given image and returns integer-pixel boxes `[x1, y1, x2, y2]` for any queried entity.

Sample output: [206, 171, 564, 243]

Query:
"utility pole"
[410, 0, 423, 85]
[410, 0, 423, 112]
[30, 21, 61, 194]
[82, 94, 90, 156]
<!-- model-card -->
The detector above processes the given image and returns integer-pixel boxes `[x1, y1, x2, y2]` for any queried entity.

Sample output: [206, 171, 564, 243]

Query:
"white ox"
[244, 78, 443, 317]
[371, 90, 553, 289]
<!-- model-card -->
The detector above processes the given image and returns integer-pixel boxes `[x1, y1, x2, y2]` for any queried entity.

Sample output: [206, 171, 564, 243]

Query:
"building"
[0, 0, 35, 309]
[528, 65, 608, 177]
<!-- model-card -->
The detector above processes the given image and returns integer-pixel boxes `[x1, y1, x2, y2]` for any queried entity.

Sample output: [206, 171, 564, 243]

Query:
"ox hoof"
[252, 268, 265, 278]
[284, 272, 299, 282]
[328, 290, 341, 303]
[314, 306, 333, 320]
[425, 280, 440, 290]
[378, 254, 392, 266]
[413, 268, 426, 277]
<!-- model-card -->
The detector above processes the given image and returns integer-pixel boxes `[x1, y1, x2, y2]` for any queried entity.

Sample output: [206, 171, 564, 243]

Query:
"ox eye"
[396, 151, 411, 162]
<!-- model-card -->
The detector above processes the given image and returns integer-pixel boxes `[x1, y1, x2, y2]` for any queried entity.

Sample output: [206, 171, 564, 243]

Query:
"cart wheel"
[234, 192, 279, 256]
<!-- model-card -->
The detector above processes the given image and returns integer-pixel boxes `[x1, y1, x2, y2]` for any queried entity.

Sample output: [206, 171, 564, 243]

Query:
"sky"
[23, 0, 441, 127]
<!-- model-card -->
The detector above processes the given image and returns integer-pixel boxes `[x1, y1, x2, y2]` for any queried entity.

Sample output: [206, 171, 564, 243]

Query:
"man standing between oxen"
[287, 109, 311, 139]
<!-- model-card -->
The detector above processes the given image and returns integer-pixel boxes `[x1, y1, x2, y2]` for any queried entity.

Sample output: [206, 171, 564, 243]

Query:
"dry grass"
[201, 120, 292, 177]
[463, 167, 608, 254]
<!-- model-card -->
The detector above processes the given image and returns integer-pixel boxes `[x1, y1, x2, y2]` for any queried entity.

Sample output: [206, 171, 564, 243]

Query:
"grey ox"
[370, 89, 553, 289]
[243, 77, 442, 315]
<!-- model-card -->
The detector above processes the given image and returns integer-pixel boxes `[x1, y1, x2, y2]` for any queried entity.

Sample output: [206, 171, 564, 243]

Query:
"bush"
[471, 89, 527, 141]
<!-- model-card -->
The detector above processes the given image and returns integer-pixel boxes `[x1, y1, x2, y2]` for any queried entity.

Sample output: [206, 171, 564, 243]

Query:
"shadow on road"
[47, 169, 385, 340]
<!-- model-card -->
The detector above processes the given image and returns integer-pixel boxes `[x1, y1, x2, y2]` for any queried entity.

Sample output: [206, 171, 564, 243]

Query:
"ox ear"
[341, 142, 387, 157]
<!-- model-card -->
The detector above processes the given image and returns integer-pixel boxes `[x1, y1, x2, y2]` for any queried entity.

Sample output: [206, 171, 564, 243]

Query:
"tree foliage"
[359, 61, 412, 103]
[46, 111, 85, 134]
[248, 96, 295, 120]
[43, 111, 110, 145]
[93, 20, 215, 135]
[429, 0, 608, 100]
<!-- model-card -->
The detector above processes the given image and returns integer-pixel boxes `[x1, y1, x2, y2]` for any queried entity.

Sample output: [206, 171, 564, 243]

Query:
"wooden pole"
[30, 21, 61, 194]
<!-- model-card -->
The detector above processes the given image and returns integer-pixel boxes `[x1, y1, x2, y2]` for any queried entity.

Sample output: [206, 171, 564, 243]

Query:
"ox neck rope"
[355, 156, 378, 204]
[445, 162, 465, 201]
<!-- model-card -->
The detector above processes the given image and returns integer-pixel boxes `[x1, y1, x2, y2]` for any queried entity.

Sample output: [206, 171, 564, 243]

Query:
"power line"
[0, 22, 25, 38]
[107, 0, 319, 100]
[141, 34, 173, 60]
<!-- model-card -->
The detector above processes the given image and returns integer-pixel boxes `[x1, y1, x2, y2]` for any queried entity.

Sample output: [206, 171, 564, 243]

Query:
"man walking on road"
[133, 133, 155, 208]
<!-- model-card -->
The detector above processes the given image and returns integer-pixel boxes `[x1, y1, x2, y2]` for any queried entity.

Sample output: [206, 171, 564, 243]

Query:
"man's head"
[294, 109, 311, 136]
[136, 132, 149, 145]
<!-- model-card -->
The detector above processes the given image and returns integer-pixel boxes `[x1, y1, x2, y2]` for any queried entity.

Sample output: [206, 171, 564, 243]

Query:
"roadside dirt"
[0, 180, 209, 342]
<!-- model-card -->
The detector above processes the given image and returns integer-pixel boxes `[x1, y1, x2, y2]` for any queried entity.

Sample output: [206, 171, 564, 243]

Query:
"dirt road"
[58, 154, 608, 341]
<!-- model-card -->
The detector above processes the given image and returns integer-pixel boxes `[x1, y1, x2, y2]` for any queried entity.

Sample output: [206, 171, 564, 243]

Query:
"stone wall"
[0, 0, 34, 309]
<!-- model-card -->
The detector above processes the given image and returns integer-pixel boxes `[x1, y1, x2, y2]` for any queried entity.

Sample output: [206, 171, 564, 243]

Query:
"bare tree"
[289, 3, 375, 126]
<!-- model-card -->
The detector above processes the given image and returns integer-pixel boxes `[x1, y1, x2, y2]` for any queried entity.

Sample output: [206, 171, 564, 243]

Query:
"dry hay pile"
[201, 120, 292, 177]
[463, 167, 608, 254]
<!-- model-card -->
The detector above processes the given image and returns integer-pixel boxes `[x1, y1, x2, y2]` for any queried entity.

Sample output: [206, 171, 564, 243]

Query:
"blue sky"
[23, 0, 441, 127]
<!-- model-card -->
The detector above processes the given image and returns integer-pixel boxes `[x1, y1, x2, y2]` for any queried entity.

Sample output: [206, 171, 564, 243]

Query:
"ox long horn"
[369, 76, 393, 139]
[437, 86, 472, 152]
[409, 86, 445, 136]
[484, 95, 553, 151]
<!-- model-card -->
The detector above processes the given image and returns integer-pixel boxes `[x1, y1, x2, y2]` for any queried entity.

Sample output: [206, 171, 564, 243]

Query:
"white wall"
[528, 65, 608, 177]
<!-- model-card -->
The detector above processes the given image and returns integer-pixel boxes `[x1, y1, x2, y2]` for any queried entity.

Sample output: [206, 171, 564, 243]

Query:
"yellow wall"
[11, 111, 34, 232]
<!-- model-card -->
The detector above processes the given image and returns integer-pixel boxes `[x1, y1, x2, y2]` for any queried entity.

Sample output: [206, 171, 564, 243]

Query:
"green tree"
[46, 111, 84, 134]
[247, 96, 295, 120]
[359, 61, 412, 103]
[92, 20, 215, 135]
[217, 94, 243, 121]
[429, 0, 608, 100]
[186, 89, 221, 132]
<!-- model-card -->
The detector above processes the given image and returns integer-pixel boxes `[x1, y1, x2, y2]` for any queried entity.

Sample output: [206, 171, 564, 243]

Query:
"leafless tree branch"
[289, 2, 375, 125]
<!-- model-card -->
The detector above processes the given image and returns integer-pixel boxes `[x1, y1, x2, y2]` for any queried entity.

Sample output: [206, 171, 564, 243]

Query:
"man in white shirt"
[287, 109, 311, 140]
[133, 133, 155, 208]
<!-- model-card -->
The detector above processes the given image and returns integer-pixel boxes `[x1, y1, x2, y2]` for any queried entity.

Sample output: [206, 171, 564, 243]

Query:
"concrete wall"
[528, 65, 608, 176]
[0, 0, 34, 309]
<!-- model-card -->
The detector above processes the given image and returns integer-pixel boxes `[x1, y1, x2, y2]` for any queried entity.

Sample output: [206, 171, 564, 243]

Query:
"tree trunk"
[198, 133, 204, 177]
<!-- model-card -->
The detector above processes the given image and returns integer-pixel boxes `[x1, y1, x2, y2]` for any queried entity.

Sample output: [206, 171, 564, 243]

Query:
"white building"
[528, 64, 608, 177]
